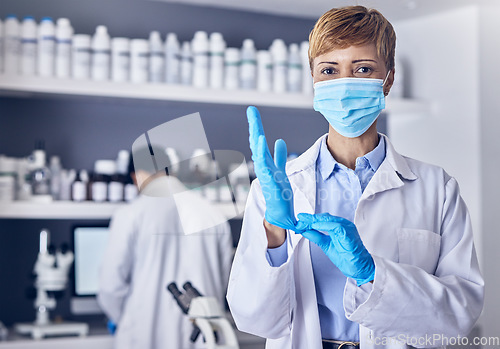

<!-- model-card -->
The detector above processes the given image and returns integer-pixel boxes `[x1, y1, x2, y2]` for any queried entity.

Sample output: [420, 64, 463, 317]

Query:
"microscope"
[15, 229, 89, 340]
[168, 282, 239, 349]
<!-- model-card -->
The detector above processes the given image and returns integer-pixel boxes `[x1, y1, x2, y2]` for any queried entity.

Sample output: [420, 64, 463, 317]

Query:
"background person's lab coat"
[227, 134, 484, 349]
[98, 176, 233, 349]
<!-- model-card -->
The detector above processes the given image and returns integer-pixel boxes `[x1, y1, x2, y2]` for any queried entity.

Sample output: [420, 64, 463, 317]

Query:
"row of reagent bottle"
[0, 15, 313, 94]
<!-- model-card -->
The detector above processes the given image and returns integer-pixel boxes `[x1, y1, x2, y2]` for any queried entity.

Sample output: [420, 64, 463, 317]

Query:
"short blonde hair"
[308, 6, 396, 71]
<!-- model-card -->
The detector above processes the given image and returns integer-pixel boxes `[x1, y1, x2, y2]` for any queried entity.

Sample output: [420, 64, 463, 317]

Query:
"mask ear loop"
[382, 70, 391, 96]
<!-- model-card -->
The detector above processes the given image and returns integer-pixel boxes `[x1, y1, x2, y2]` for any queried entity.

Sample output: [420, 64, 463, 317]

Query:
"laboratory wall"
[0, 0, 331, 327]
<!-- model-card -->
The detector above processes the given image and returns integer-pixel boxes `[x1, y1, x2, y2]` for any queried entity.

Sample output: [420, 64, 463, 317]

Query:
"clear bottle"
[287, 43, 302, 93]
[29, 141, 52, 201]
[4, 15, 20, 75]
[55, 18, 73, 78]
[38, 17, 56, 77]
[71, 169, 88, 202]
[49, 155, 61, 200]
[72, 34, 91, 79]
[257, 50, 272, 92]
[149, 31, 164, 83]
[300, 41, 313, 95]
[111, 37, 130, 82]
[240, 39, 257, 89]
[191, 31, 209, 88]
[224, 47, 240, 90]
[130, 39, 149, 83]
[164, 33, 180, 84]
[209, 32, 225, 89]
[91, 25, 111, 81]
[180, 41, 192, 85]
[270, 39, 287, 93]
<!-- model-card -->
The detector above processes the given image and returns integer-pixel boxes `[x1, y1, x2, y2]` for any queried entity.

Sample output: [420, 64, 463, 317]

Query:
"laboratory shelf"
[0, 201, 243, 220]
[0, 74, 428, 113]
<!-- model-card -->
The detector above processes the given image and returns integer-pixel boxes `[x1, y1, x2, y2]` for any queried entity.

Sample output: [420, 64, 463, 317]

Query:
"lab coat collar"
[380, 133, 418, 181]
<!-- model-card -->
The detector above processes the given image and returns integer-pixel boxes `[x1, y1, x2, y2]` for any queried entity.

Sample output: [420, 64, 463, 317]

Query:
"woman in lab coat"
[227, 6, 484, 349]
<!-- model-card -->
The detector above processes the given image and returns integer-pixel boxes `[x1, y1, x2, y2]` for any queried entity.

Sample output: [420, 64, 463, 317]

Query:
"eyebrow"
[318, 59, 378, 65]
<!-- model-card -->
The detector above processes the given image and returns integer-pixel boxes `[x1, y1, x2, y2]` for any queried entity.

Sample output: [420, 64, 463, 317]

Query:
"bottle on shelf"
[38, 17, 56, 77]
[59, 169, 76, 201]
[109, 150, 129, 203]
[240, 39, 257, 90]
[191, 31, 209, 88]
[257, 50, 272, 92]
[20, 16, 37, 76]
[111, 37, 130, 82]
[91, 160, 115, 202]
[28, 141, 52, 202]
[71, 169, 88, 202]
[148, 31, 164, 83]
[0, 155, 17, 202]
[224, 47, 240, 90]
[300, 41, 313, 95]
[55, 18, 73, 78]
[130, 39, 149, 83]
[4, 15, 20, 75]
[180, 41, 193, 85]
[91, 25, 111, 81]
[270, 38, 288, 93]
[49, 155, 61, 200]
[72, 34, 91, 79]
[209, 32, 225, 89]
[287, 43, 302, 93]
[164, 33, 180, 84]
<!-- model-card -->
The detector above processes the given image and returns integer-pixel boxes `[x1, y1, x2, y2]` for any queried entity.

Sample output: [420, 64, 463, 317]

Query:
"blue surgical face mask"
[313, 75, 388, 138]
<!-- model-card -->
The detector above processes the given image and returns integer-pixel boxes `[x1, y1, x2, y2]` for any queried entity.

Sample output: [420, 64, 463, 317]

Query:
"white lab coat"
[98, 177, 234, 349]
[227, 134, 484, 349]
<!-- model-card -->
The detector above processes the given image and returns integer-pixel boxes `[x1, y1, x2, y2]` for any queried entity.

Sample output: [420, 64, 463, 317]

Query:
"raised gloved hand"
[247, 106, 297, 231]
[296, 213, 375, 286]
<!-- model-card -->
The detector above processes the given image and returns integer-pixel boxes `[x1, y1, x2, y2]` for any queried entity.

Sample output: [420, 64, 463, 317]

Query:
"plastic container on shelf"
[180, 41, 193, 85]
[191, 31, 209, 88]
[72, 169, 88, 202]
[240, 39, 257, 89]
[257, 50, 272, 92]
[49, 156, 61, 200]
[38, 17, 56, 77]
[91, 25, 111, 81]
[72, 34, 91, 79]
[130, 39, 149, 83]
[20, 16, 37, 76]
[224, 47, 240, 90]
[91, 160, 115, 202]
[300, 41, 313, 95]
[111, 37, 130, 82]
[164, 33, 180, 84]
[55, 18, 73, 78]
[4, 15, 20, 75]
[287, 43, 302, 93]
[270, 38, 287, 93]
[148, 31, 164, 83]
[0, 156, 17, 202]
[209, 32, 225, 89]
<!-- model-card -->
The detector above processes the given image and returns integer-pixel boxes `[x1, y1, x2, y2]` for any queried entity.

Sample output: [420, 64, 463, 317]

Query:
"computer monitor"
[71, 225, 110, 315]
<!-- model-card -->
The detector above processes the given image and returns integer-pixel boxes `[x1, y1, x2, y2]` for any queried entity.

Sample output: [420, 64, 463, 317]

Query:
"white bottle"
[72, 34, 91, 79]
[191, 31, 209, 88]
[149, 31, 164, 83]
[4, 15, 20, 75]
[164, 33, 180, 84]
[270, 39, 287, 93]
[91, 25, 111, 81]
[0, 19, 3, 73]
[209, 32, 225, 89]
[72, 169, 88, 202]
[300, 41, 313, 95]
[20, 16, 38, 76]
[37, 17, 56, 77]
[180, 41, 192, 85]
[55, 18, 73, 78]
[257, 50, 272, 92]
[224, 47, 239, 90]
[287, 43, 302, 93]
[130, 39, 149, 83]
[111, 37, 130, 82]
[240, 39, 257, 89]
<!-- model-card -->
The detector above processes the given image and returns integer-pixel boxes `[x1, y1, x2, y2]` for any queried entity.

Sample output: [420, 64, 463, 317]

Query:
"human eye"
[354, 66, 373, 76]
[320, 66, 336, 75]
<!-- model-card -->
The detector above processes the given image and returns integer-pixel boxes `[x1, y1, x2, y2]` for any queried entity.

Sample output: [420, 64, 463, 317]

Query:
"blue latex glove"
[107, 320, 117, 335]
[247, 106, 297, 230]
[296, 213, 375, 286]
